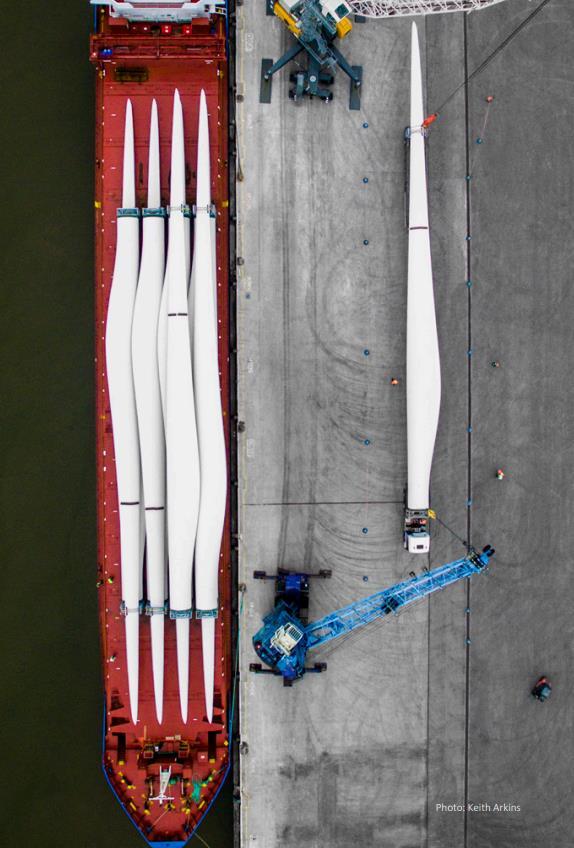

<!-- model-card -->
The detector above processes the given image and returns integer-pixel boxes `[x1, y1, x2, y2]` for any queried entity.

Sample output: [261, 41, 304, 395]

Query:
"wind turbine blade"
[192, 90, 227, 724]
[201, 618, 215, 724]
[131, 99, 166, 724]
[176, 619, 190, 723]
[165, 90, 199, 722]
[105, 99, 141, 723]
[406, 23, 441, 516]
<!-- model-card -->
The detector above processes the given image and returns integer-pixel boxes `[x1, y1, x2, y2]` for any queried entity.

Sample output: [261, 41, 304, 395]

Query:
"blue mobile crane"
[251, 545, 495, 683]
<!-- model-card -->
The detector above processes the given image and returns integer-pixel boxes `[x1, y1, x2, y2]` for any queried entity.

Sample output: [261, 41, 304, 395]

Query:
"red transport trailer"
[90, 5, 233, 843]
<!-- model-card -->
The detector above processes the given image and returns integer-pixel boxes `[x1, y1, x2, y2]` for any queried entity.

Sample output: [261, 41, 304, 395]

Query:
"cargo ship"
[90, 2, 234, 843]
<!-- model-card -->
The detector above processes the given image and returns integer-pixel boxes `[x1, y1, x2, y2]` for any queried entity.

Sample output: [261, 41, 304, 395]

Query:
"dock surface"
[236, 2, 574, 846]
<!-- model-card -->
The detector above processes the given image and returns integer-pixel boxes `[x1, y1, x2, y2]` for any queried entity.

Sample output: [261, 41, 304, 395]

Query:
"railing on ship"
[90, 0, 225, 22]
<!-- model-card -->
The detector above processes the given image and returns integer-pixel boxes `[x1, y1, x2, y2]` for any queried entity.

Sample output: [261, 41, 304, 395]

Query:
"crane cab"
[270, 621, 304, 656]
[274, 0, 353, 39]
[321, 0, 353, 37]
[404, 508, 430, 553]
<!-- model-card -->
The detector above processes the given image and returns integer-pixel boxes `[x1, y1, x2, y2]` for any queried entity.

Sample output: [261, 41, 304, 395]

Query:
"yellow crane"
[260, 0, 362, 108]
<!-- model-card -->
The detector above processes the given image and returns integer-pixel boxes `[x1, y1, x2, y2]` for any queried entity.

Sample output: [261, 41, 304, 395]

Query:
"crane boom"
[253, 546, 495, 682]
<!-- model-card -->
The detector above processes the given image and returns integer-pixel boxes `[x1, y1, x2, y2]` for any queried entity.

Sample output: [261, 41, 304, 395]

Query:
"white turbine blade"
[158, 262, 169, 425]
[150, 613, 165, 724]
[147, 100, 161, 209]
[406, 23, 441, 513]
[408, 23, 427, 229]
[159, 90, 185, 427]
[139, 495, 145, 601]
[201, 618, 215, 724]
[176, 619, 190, 723]
[166, 90, 200, 722]
[131, 99, 166, 724]
[105, 99, 141, 724]
[171, 89, 186, 207]
[192, 90, 227, 724]
[124, 611, 140, 724]
[122, 100, 136, 208]
[196, 89, 211, 209]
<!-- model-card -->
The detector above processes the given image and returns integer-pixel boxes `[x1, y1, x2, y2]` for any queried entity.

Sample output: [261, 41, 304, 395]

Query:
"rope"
[228, 592, 243, 738]
[314, 580, 448, 663]
[468, 95, 493, 176]
[314, 598, 398, 662]
[428, 509, 468, 549]
[312, 512, 471, 662]
[429, 0, 554, 122]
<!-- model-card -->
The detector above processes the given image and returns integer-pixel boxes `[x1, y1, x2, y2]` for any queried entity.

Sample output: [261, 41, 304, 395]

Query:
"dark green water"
[0, 3, 232, 846]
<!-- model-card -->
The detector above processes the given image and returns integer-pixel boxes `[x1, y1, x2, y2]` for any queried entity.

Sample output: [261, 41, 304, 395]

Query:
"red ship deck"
[91, 13, 232, 845]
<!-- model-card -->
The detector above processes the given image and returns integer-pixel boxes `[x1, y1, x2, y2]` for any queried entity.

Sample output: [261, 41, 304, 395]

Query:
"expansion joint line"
[424, 19, 431, 848]
[463, 13, 472, 847]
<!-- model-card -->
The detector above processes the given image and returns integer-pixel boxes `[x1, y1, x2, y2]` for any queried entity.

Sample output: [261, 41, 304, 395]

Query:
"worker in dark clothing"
[532, 676, 552, 702]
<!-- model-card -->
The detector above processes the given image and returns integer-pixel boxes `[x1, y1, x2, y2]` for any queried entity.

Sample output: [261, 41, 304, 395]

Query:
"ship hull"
[91, 13, 232, 844]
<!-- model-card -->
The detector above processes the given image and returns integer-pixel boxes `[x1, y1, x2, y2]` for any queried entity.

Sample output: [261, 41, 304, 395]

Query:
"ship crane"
[251, 545, 494, 683]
